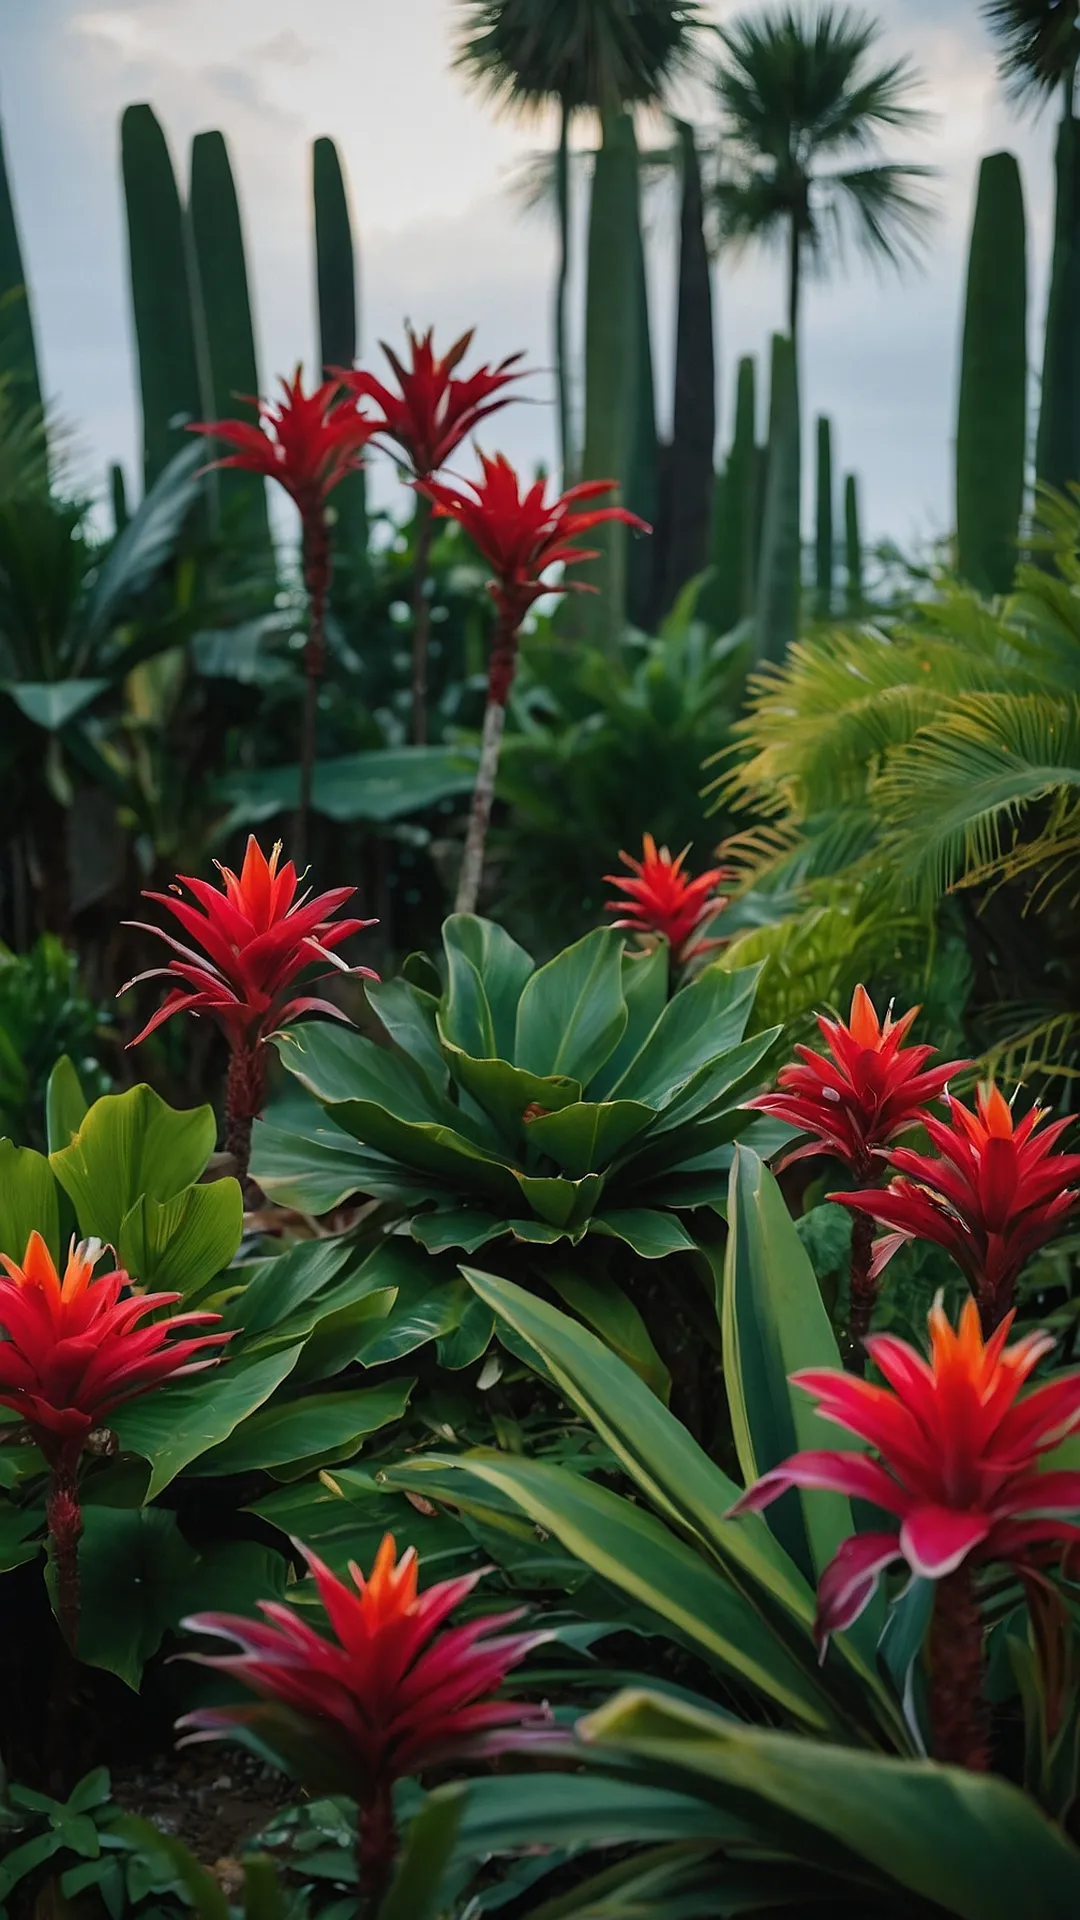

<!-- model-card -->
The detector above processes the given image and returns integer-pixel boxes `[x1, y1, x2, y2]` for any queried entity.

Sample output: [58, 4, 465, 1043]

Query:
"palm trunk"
[555, 99, 572, 485]
[411, 492, 434, 745]
[787, 215, 800, 351]
[297, 508, 330, 868]
[454, 610, 518, 914]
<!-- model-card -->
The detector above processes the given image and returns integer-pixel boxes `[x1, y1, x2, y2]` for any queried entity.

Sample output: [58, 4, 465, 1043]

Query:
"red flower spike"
[747, 984, 969, 1180]
[122, 836, 378, 1116]
[191, 368, 377, 522]
[339, 326, 527, 478]
[834, 1079, 1080, 1330]
[605, 834, 730, 968]
[420, 451, 649, 648]
[729, 1296, 1080, 1658]
[180, 1534, 552, 1889]
[0, 1232, 229, 1470]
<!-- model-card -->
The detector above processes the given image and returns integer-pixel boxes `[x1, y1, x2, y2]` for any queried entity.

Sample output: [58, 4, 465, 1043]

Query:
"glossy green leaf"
[436, 1292, 496, 1369]
[112, 1346, 302, 1497]
[582, 1691, 1080, 1920]
[440, 1042, 580, 1142]
[513, 1170, 604, 1227]
[223, 1236, 357, 1344]
[515, 927, 628, 1085]
[273, 1020, 454, 1124]
[379, 1785, 465, 1920]
[589, 943, 670, 1100]
[7, 679, 109, 730]
[73, 1505, 198, 1688]
[414, 1451, 837, 1731]
[196, 1379, 414, 1478]
[411, 1209, 509, 1255]
[351, 1251, 467, 1366]
[250, 1117, 441, 1213]
[118, 1178, 243, 1298]
[0, 1138, 59, 1264]
[548, 1269, 671, 1397]
[449, 1770, 738, 1862]
[610, 964, 762, 1105]
[366, 976, 449, 1095]
[723, 1146, 872, 1621]
[49, 1086, 216, 1243]
[442, 914, 534, 1058]
[0, 1498, 43, 1572]
[45, 1055, 88, 1155]
[590, 1210, 698, 1258]
[219, 745, 477, 825]
[526, 1099, 654, 1176]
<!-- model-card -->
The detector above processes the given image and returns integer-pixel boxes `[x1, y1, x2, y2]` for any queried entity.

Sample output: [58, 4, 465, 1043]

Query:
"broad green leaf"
[412, 1452, 838, 1733]
[113, 1346, 302, 1497]
[350, 1249, 468, 1366]
[547, 1269, 670, 1398]
[0, 1138, 59, 1264]
[589, 943, 670, 1100]
[50, 1086, 216, 1243]
[642, 1030, 780, 1137]
[219, 745, 478, 826]
[273, 1021, 454, 1125]
[0, 1498, 43, 1571]
[250, 1118, 442, 1213]
[590, 1210, 698, 1259]
[525, 1100, 655, 1176]
[610, 964, 762, 1105]
[72, 1506, 198, 1688]
[582, 1692, 1080, 1920]
[288, 1291, 397, 1387]
[411, 1209, 509, 1255]
[442, 914, 534, 1059]
[222, 1236, 358, 1344]
[379, 1785, 465, 1920]
[723, 1148, 873, 1627]
[196, 1379, 414, 1478]
[7, 679, 109, 730]
[448, 1770, 734, 1864]
[515, 928, 628, 1086]
[45, 1055, 88, 1154]
[436, 1293, 496, 1368]
[513, 1170, 604, 1228]
[366, 977, 449, 1096]
[118, 1179, 243, 1298]
[440, 1041, 580, 1141]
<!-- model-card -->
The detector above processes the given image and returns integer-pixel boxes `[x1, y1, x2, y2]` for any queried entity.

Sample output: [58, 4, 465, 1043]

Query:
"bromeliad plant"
[605, 832, 731, 974]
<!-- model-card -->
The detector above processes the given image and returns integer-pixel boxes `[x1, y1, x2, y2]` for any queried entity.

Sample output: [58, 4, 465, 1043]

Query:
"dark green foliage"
[0, 113, 42, 420]
[313, 136, 368, 591]
[0, 940, 111, 1151]
[956, 151, 1027, 594]
[453, 0, 707, 114]
[703, 356, 757, 635]
[980, 0, 1080, 105]
[109, 462, 128, 537]
[754, 333, 800, 663]
[1037, 112, 1080, 493]
[655, 122, 716, 619]
[844, 470, 863, 613]
[626, 149, 660, 629]
[189, 130, 273, 556]
[121, 105, 207, 490]
[814, 414, 833, 616]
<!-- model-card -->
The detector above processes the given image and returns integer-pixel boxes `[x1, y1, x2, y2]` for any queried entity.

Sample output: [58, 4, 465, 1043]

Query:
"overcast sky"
[0, 0, 1056, 547]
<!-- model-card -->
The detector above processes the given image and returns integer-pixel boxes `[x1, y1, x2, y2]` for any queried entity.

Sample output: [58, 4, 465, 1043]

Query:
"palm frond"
[980, 0, 1080, 107]
[453, 0, 707, 115]
[818, 160, 938, 273]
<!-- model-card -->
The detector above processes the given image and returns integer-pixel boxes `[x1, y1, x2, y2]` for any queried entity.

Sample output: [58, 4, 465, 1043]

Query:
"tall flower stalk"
[0, 1233, 227, 1651]
[748, 986, 966, 1359]
[341, 327, 527, 743]
[180, 1534, 551, 1909]
[420, 453, 648, 912]
[192, 372, 376, 863]
[124, 837, 376, 1183]
[730, 1296, 1080, 1770]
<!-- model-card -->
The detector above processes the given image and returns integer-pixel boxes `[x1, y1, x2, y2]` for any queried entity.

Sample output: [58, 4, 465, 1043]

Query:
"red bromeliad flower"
[834, 1080, 1080, 1332]
[747, 985, 966, 1181]
[192, 372, 379, 855]
[0, 1231, 228, 1646]
[730, 1296, 1080, 1768]
[180, 1534, 550, 1897]
[605, 834, 730, 968]
[123, 836, 376, 1176]
[340, 326, 526, 478]
[420, 451, 649, 651]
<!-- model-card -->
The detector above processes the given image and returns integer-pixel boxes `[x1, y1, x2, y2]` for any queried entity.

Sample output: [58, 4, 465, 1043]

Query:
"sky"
[0, 0, 1057, 548]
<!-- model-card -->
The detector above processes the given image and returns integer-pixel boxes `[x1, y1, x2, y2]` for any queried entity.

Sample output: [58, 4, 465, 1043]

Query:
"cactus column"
[122, 105, 207, 490]
[313, 137, 369, 597]
[844, 473, 863, 615]
[814, 416, 834, 618]
[0, 112, 43, 423]
[1037, 100, 1080, 495]
[754, 334, 800, 665]
[956, 151, 1027, 596]
[656, 122, 715, 620]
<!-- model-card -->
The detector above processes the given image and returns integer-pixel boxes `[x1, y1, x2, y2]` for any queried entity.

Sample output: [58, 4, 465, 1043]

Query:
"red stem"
[846, 1210, 877, 1372]
[928, 1564, 989, 1770]
[297, 509, 331, 869]
[47, 1464, 82, 1654]
[357, 1784, 397, 1915]
[225, 1042, 267, 1186]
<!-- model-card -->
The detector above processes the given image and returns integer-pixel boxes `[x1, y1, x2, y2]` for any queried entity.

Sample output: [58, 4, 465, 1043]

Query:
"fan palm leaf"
[980, 0, 1080, 107]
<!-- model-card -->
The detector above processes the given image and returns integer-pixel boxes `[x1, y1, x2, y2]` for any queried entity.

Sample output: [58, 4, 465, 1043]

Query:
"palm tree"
[981, 3, 1080, 491]
[453, 0, 704, 480]
[711, 5, 935, 349]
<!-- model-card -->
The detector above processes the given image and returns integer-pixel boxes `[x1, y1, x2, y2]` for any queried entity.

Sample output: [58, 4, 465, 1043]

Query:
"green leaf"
[250, 1118, 441, 1213]
[118, 1179, 243, 1298]
[349, 1248, 467, 1366]
[547, 1269, 670, 1398]
[366, 977, 449, 1095]
[590, 1210, 698, 1259]
[590, 944, 670, 1100]
[223, 1237, 357, 1346]
[0, 1137, 59, 1264]
[112, 1346, 302, 1497]
[515, 928, 628, 1086]
[446, 1773, 738, 1875]
[436, 1292, 495, 1369]
[6, 679, 110, 730]
[525, 1100, 654, 1176]
[49, 1085, 217, 1244]
[610, 964, 762, 1105]
[196, 1379, 414, 1479]
[219, 745, 478, 826]
[409, 1451, 837, 1732]
[722, 1147, 874, 1634]
[411, 1209, 508, 1255]
[440, 1042, 581, 1141]
[45, 1055, 88, 1154]
[581, 1691, 1080, 1920]
[513, 1170, 604, 1228]
[0, 1498, 43, 1571]
[442, 914, 534, 1059]
[74, 1506, 198, 1688]
[378, 1785, 465, 1920]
